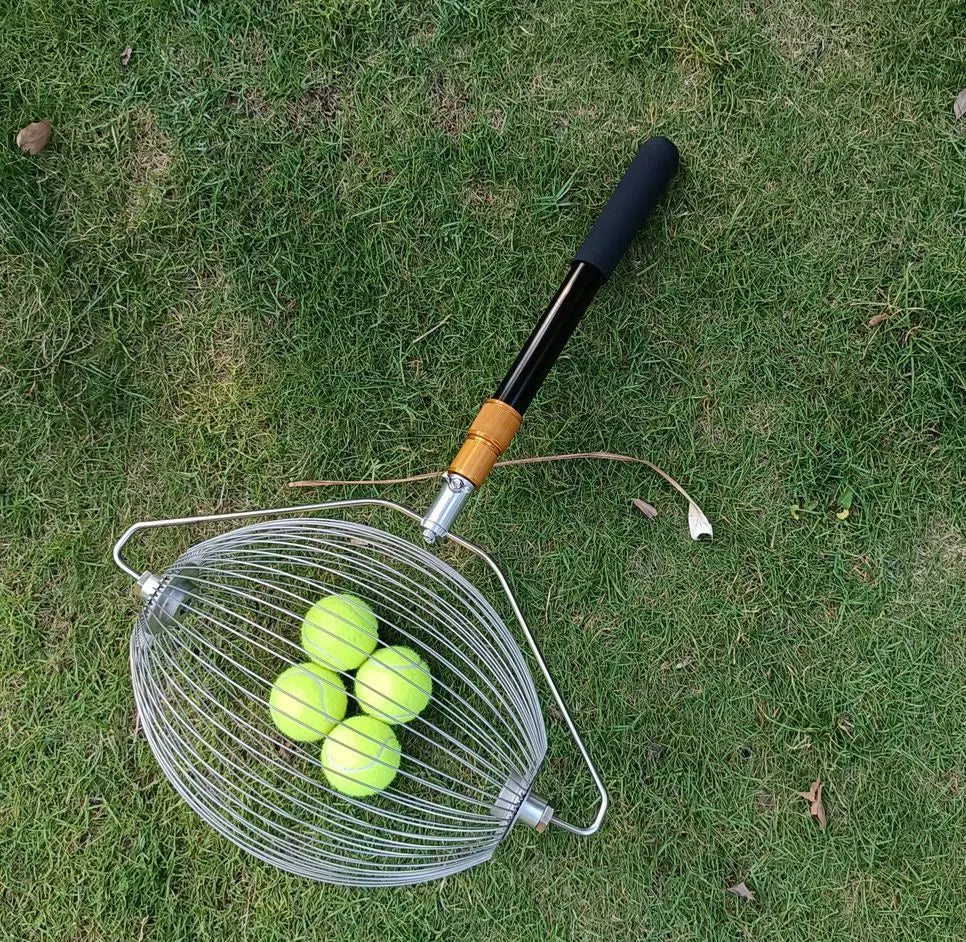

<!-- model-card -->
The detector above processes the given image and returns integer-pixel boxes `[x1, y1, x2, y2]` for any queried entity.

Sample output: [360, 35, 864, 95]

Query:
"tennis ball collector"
[115, 138, 680, 885]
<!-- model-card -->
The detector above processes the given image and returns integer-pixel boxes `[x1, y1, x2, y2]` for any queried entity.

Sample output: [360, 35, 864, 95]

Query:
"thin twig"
[288, 451, 713, 540]
[412, 313, 454, 344]
[289, 451, 699, 504]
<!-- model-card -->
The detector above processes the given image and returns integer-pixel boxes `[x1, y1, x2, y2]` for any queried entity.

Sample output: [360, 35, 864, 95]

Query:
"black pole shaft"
[493, 261, 604, 414]
[491, 138, 678, 418]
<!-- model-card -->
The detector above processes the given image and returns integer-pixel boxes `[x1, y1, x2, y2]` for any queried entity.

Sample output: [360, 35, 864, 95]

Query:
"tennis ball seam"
[321, 717, 400, 796]
[326, 741, 392, 774]
[269, 663, 347, 742]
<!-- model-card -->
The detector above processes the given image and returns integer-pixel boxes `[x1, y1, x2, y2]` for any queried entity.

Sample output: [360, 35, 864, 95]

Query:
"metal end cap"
[517, 792, 554, 832]
[492, 774, 554, 832]
[137, 571, 162, 601]
[420, 473, 474, 544]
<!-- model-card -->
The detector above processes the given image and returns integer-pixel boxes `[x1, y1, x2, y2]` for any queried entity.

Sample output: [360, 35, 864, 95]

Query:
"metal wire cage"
[115, 499, 607, 887]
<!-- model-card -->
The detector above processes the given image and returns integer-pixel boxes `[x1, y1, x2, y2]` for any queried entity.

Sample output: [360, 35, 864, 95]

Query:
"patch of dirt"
[755, 789, 776, 814]
[227, 88, 274, 120]
[411, 21, 437, 46]
[744, 401, 781, 436]
[697, 395, 726, 445]
[485, 108, 505, 131]
[0, 670, 25, 712]
[916, 521, 966, 580]
[463, 182, 517, 216]
[44, 615, 75, 672]
[428, 73, 472, 137]
[762, 0, 863, 67]
[286, 87, 339, 131]
[465, 184, 497, 205]
[229, 33, 270, 68]
[770, 12, 822, 62]
[228, 86, 340, 130]
[675, 52, 711, 87]
[841, 872, 900, 917]
[932, 526, 966, 571]
[849, 555, 876, 584]
[129, 110, 172, 184]
[184, 267, 229, 309]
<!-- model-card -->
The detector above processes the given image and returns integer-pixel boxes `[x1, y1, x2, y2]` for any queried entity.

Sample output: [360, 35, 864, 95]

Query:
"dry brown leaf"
[867, 312, 891, 327]
[955, 88, 966, 120]
[631, 498, 658, 519]
[727, 881, 756, 902]
[121, 46, 133, 67]
[16, 120, 51, 154]
[800, 777, 827, 829]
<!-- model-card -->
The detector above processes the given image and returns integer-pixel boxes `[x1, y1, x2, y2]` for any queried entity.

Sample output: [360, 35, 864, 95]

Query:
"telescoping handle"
[421, 137, 679, 543]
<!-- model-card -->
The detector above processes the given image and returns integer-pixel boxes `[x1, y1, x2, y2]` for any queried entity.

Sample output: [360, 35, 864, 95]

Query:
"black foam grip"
[574, 137, 679, 280]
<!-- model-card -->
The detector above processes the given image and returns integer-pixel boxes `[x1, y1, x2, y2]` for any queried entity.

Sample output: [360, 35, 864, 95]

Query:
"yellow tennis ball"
[321, 715, 401, 797]
[268, 662, 347, 742]
[354, 645, 433, 724]
[301, 593, 378, 672]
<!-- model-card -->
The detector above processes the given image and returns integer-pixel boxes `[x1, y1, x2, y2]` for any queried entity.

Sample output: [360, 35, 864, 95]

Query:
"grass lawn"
[2, 0, 965, 939]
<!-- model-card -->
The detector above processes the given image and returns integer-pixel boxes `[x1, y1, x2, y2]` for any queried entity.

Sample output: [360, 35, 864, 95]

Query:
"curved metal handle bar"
[446, 531, 609, 836]
[112, 498, 425, 580]
[112, 498, 608, 836]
